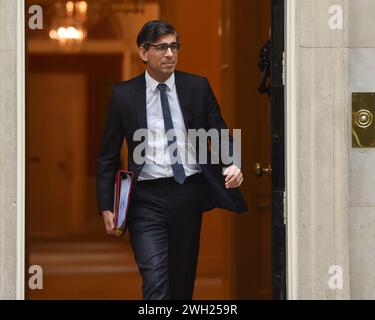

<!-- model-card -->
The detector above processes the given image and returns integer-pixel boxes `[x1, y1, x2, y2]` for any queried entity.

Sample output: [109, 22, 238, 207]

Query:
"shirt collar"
[145, 70, 175, 92]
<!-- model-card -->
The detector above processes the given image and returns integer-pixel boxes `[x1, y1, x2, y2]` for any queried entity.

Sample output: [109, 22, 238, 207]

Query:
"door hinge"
[283, 191, 287, 225]
[282, 52, 286, 86]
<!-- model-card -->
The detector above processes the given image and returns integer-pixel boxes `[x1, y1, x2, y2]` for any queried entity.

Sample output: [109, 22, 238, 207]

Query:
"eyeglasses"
[145, 42, 181, 53]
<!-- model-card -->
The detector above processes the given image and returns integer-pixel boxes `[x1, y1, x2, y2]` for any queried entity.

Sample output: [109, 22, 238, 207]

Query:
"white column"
[286, 0, 350, 299]
[0, 0, 25, 300]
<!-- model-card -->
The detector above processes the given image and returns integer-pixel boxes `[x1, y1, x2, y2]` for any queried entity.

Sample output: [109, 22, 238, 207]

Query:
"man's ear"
[138, 47, 148, 63]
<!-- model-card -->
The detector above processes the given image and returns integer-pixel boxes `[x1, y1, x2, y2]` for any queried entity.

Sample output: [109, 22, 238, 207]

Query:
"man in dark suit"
[96, 20, 247, 300]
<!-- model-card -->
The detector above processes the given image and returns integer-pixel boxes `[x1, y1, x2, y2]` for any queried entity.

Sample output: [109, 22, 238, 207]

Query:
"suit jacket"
[96, 70, 248, 214]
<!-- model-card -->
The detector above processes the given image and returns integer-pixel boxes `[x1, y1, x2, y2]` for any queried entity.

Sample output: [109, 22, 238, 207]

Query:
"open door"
[255, 0, 286, 300]
[271, 0, 286, 300]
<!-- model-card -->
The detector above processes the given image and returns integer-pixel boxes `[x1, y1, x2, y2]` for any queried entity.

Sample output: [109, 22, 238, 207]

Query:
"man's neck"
[146, 69, 173, 83]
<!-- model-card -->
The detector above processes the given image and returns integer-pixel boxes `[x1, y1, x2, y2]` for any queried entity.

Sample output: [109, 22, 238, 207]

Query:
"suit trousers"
[127, 172, 205, 300]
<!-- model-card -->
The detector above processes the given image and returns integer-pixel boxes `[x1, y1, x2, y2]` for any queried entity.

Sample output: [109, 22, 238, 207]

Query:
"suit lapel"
[175, 71, 193, 129]
[133, 73, 148, 130]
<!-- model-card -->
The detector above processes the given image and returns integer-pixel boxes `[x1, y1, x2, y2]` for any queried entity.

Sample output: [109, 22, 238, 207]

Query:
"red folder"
[113, 170, 134, 237]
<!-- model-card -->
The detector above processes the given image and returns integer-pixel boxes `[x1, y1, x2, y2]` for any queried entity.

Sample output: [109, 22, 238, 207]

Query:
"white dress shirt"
[137, 71, 201, 181]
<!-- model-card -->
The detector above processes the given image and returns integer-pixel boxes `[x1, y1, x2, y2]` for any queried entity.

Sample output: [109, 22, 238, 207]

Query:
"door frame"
[16, 0, 300, 300]
[285, 0, 298, 300]
[17, 0, 26, 300]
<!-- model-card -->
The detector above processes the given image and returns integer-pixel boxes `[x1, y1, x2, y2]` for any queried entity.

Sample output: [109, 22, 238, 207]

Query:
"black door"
[271, 0, 286, 300]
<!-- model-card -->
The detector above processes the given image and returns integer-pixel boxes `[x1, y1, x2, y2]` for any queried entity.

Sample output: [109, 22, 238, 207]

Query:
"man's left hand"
[223, 165, 244, 189]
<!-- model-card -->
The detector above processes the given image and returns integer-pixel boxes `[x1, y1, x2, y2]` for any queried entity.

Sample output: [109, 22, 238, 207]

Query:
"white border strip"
[16, 0, 25, 300]
[286, 0, 298, 300]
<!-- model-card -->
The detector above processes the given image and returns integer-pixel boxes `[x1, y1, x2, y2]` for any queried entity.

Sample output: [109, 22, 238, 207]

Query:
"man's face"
[139, 33, 179, 81]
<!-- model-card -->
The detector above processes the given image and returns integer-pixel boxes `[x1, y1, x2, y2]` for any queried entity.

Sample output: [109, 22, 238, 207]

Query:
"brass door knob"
[255, 163, 272, 177]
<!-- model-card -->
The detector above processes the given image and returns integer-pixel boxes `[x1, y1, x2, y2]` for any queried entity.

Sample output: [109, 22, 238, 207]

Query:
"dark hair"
[137, 20, 179, 48]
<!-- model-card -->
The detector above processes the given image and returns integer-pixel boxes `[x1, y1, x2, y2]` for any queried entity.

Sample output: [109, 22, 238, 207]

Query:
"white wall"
[287, 0, 350, 299]
[0, 0, 24, 300]
[348, 0, 375, 300]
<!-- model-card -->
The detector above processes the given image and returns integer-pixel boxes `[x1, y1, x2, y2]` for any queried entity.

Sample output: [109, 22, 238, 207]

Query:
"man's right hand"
[102, 211, 117, 236]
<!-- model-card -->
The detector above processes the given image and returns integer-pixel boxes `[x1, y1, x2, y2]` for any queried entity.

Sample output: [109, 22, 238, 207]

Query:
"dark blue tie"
[157, 83, 186, 185]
